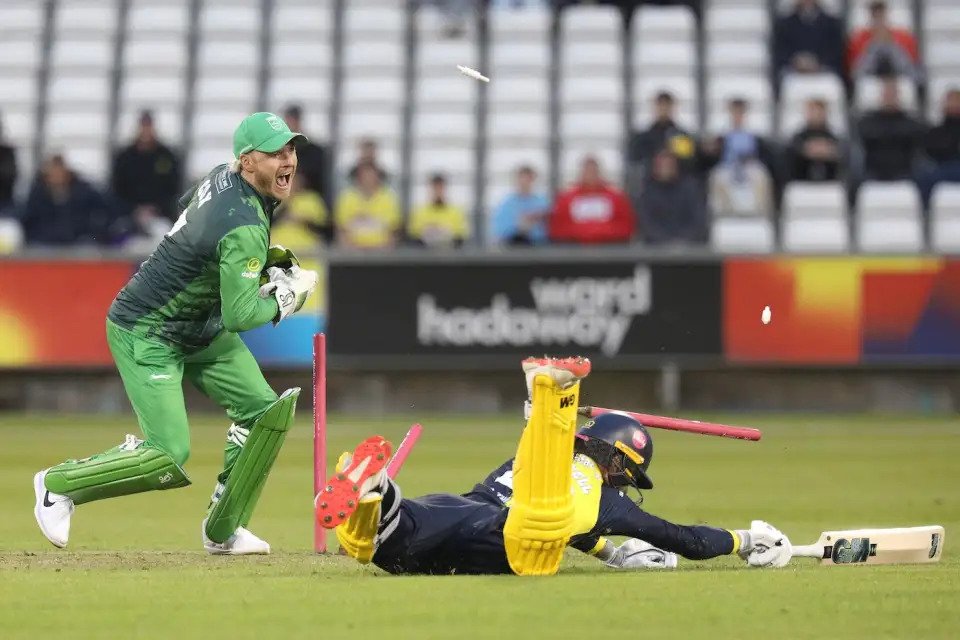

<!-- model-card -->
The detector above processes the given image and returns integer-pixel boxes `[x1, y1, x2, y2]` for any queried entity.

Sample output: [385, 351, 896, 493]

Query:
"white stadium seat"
[783, 182, 847, 217]
[128, 2, 191, 36]
[856, 181, 924, 252]
[711, 217, 775, 253]
[489, 5, 550, 38]
[855, 76, 918, 112]
[930, 185, 960, 252]
[487, 109, 549, 142]
[561, 5, 621, 40]
[782, 216, 851, 253]
[633, 5, 696, 39]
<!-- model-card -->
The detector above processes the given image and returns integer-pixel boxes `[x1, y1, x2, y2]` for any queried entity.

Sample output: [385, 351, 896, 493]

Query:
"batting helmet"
[575, 412, 654, 490]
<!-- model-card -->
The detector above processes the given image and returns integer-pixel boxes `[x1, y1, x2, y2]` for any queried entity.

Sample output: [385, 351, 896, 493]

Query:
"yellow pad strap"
[336, 494, 382, 564]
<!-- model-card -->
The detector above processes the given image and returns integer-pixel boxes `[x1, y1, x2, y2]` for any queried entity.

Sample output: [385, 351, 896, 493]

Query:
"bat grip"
[790, 544, 823, 558]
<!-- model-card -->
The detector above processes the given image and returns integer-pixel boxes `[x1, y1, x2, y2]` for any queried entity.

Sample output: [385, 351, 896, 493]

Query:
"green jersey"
[108, 164, 280, 351]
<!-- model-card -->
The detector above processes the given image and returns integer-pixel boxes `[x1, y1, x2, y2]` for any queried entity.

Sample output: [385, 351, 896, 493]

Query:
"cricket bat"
[792, 525, 944, 565]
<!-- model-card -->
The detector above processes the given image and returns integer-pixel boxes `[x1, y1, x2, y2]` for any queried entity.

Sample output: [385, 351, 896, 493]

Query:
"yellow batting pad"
[504, 374, 580, 576]
[335, 494, 382, 564]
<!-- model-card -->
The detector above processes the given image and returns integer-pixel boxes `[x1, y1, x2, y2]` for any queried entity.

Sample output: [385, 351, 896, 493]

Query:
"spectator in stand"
[847, 1, 921, 82]
[282, 104, 330, 203]
[110, 110, 181, 221]
[773, 0, 845, 81]
[22, 154, 119, 246]
[705, 99, 775, 216]
[335, 160, 401, 250]
[271, 173, 329, 253]
[857, 77, 925, 181]
[629, 92, 698, 174]
[550, 155, 635, 245]
[788, 98, 842, 182]
[347, 138, 389, 184]
[917, 88, 960, 206]
[491, 165, 551, 246]
[0, 114, 17, 217]
[408, 173, 469, 249]
[638, 149, 707, 246]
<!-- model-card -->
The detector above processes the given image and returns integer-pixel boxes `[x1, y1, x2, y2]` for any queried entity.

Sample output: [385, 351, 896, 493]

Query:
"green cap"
[232, 112, 306, 158]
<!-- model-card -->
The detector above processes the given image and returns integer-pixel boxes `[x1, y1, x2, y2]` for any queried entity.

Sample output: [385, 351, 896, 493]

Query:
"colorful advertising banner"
[0, 259, 326, 368]
[724, 257, 960, 364]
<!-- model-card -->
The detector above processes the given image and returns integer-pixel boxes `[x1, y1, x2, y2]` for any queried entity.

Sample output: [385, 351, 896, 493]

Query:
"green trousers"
[105, 318, 279, 482]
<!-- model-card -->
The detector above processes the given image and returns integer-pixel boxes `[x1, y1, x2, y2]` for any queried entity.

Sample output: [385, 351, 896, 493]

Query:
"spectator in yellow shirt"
[335, 161, 401, 249]
[270, 174, 329, 253]
[407, 173, 468, 248]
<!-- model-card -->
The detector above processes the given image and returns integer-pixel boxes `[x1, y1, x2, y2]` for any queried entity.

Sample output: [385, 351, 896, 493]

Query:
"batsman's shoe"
[201, 518, 271, 555]
[335, 493, 383, 564]
[316, 436, 392, 530]
[33, 469, 74, 548]
[522, 356, 591, 396]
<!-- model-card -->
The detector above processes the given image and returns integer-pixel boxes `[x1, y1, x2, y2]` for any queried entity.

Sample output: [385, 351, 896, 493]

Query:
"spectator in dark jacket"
[0, 115, 18, 216]
[638, 150, 707, 245]
[857, 78, 926, 181]
[774, 0, 845, 81]
[111, 110, 181, 220]
[788, 98, 842, 182]
[917, 88, 960, 205]
[23, 154, 118, 246]
[629, 92, 698, 174]
[282, 104, 331, 203]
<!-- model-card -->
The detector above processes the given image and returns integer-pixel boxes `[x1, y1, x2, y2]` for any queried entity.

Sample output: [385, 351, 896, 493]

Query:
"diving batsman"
[33, 112, 318, 555]
[318, 357, 791, 574]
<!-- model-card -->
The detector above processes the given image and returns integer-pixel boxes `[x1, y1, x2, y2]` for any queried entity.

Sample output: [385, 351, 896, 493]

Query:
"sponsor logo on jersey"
[242, 257, 262, 279]
[215, 169, 234, 194]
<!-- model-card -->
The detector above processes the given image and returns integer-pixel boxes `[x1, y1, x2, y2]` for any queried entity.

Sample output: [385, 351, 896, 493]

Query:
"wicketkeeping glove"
[736, 520, 792, 568]
[604, 538, 678, 570]
[258, 265, 318, 325]
[259, 245, 301, 286]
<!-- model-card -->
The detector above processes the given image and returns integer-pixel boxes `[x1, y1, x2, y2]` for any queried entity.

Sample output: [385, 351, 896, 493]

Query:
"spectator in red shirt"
[549, 155, 635, 244]
[847, 1, 921, 82]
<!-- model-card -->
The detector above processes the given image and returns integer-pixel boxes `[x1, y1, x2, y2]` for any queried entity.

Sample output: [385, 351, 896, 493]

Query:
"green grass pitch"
[1, 412, 958, 639]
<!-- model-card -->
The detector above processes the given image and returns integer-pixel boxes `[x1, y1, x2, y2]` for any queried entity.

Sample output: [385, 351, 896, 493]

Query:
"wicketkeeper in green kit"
[33, 112, 319, 555]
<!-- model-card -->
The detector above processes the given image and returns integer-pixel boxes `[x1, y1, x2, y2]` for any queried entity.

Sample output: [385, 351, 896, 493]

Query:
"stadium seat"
[122, 76, 186, 106]
[343, 77, 405, 107]
[54, 0, 120, 37]
[0, 2, 45, 37]
[194, 76, 258, 105]
[561, 5, 621, 41]
[266, 73, 331, 110]
[782, 216, 851, 253]
[418, 39, 478, 71]
[344, 5, 406, 37]
[124, 40, 189, 72]
[705, 5, 769, 35]
[416, 77, 476, 108]
[711, 217, 775, 253]
[411, 147, 474, 180]
[930, 184, 960, 252]
[196, 41, 259, 70]
[127, 1, 190, 36]
[633, 76, 699, 131]
[199, 2, 261, 36]
[50, 40, 115, 70]
[486, 146, 551, 182]
[272, 0, 334, 39]
[561, 110, 623, 140]
[781, 180, 851, 252]
[0, 38, 42, 72]
[117, 106, 184, 141]
[705, 40, 768, 74]
[487, 109, 549, 143]
[488, 76, 550, 109]
[489, 4, 550, 38]
[855, 181, 924, 252]
[634, 41, 696, 74]
[342, 41, 406, 72]
[272, 41, 332, 72]
[562, 41, 623, 73]
[413, 111, 476, 144]
[633, 5, 696, 40]
[783, 182, 847, 217]
[560, 76, 623, 108]
[489, 42, 550, 74]
[855, 76, 918, 112]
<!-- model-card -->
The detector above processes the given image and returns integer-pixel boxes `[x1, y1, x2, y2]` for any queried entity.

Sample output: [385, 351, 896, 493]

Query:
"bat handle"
[791, 544, 824, 559]
[577, 406, 593, 417]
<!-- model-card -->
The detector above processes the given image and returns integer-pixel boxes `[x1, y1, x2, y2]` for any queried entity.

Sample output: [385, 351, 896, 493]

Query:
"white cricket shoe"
[33, 469, 74, 548]
[202, 518, 271, 555]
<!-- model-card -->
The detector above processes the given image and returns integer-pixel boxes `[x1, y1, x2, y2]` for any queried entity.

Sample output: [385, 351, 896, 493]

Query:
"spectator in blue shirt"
[490, 165, 550, 245]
